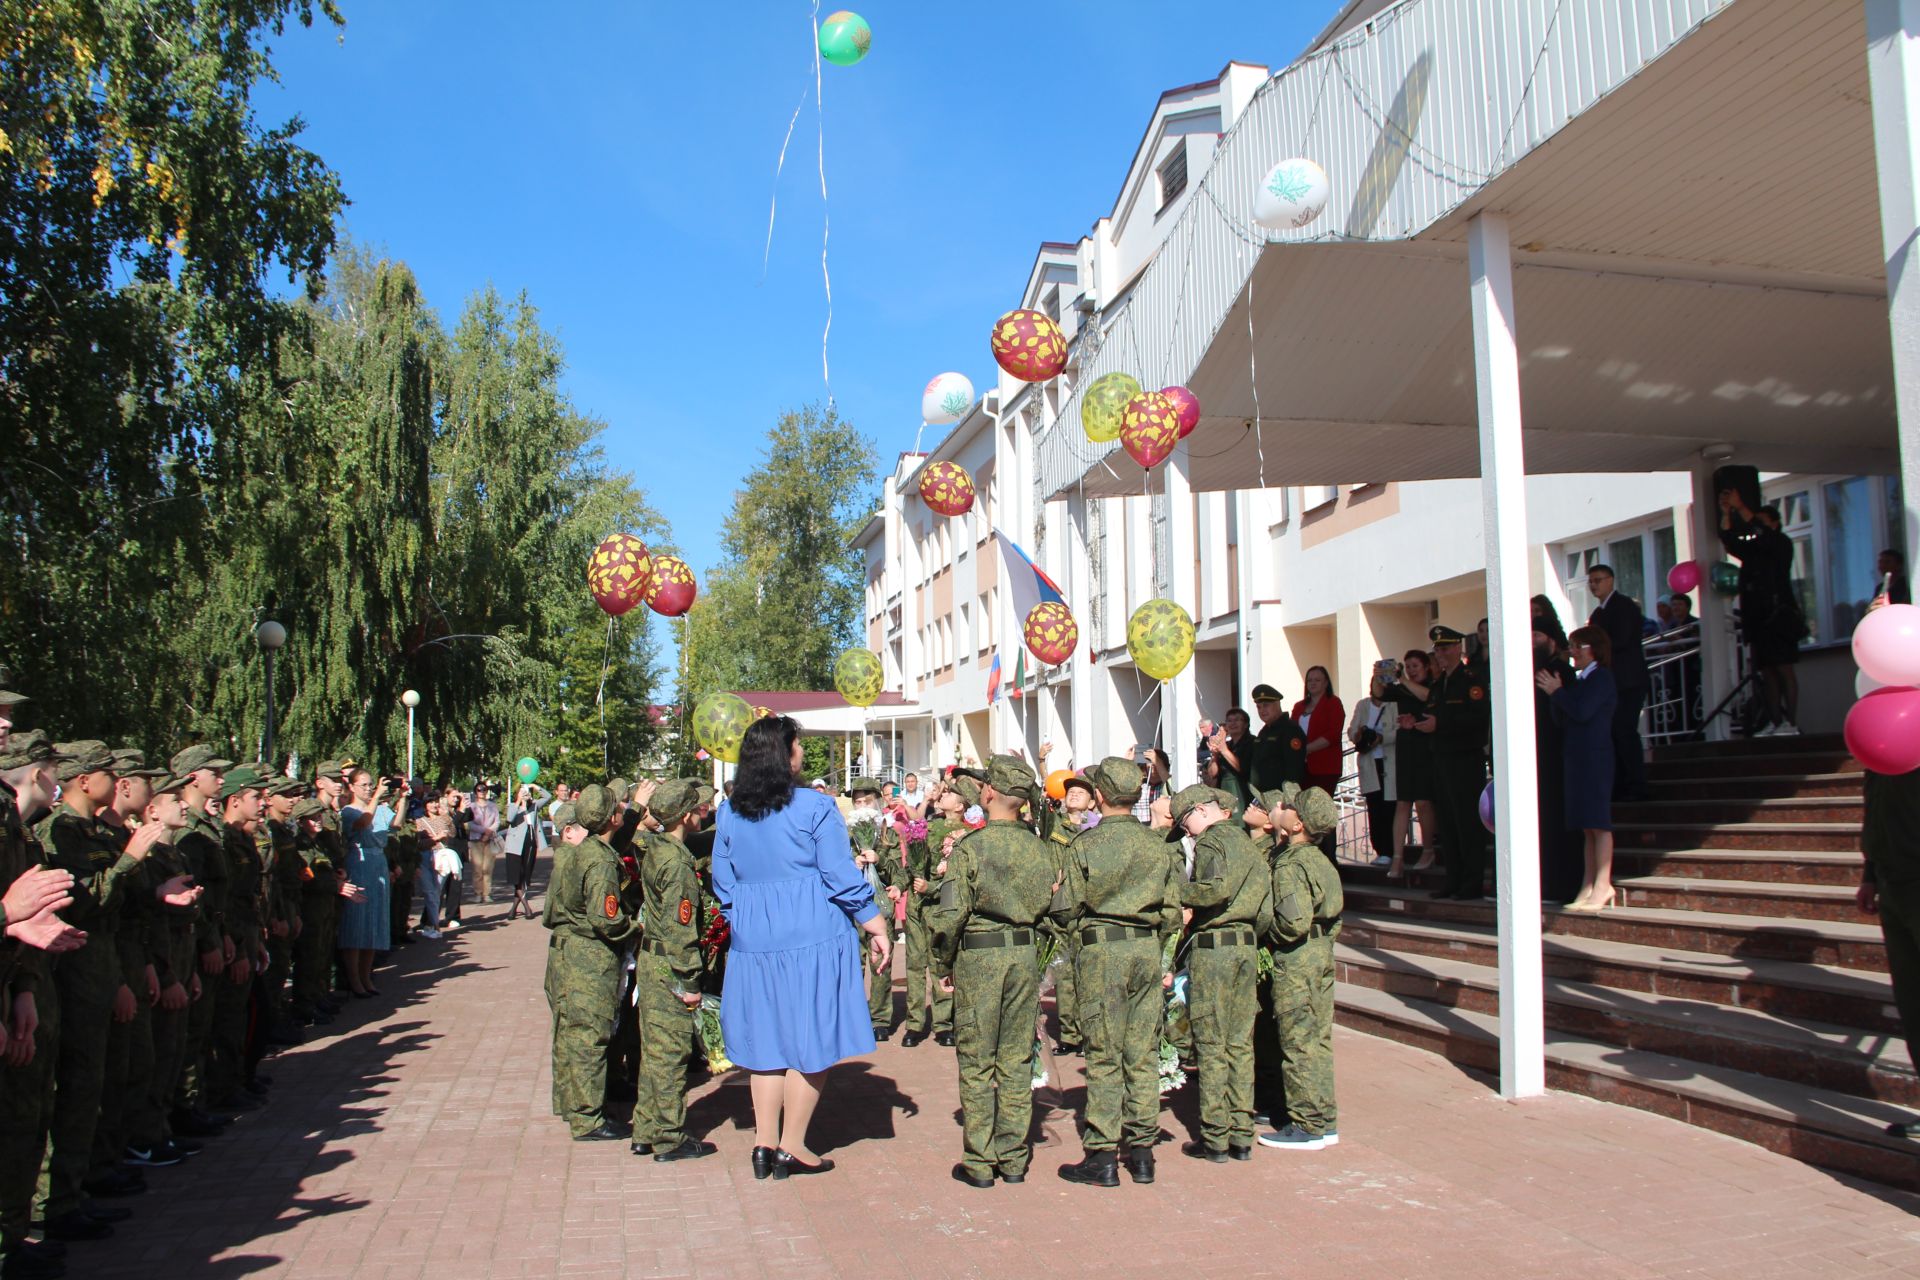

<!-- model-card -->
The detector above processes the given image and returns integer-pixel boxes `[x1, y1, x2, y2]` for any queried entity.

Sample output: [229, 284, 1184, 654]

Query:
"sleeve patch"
[1289, 738, 1304, 751]
[678, 898, 693, 925]
[1469, 685, 1486, 700]
[603, 893, 619, 919]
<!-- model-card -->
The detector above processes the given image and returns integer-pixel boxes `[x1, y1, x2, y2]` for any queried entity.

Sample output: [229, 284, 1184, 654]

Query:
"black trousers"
[1433, 752, 1489, 898]
[1612, 683, 1649, 799]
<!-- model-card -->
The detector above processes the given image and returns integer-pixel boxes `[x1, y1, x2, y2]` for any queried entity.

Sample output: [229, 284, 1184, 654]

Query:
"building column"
[1467, 211, 1545, 1101]
[1868, 0, 1920, 565]
[1162, 440, 1202, 783]
[1689, 453, 1737, 739]
[1066, 492, 1095, 763]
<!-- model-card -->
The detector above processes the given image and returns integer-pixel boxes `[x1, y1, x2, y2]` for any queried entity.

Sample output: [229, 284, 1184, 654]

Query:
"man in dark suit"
[1587, 564, 1649, 800]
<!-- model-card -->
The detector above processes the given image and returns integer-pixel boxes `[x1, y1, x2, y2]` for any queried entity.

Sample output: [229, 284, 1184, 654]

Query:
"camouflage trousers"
[1073, 934, 1163, 1152]
[0, 988, 56, 1256]
[293, 890, 335, 1008]
[91, 979, 151, 1179]
[903, 900, 952, 1034]
[36, 951, 113, 1220]
[208, 963, 252, 1102]
[173, 951, 219, 1113]
[264, 925, 295, 1019]
[632, 954, 695, 1149]
[545, 933, 622, 1137]
[1045, 923, 1079, 1045]
[865, 918, 894, 1031]
[952, 939, 1040, 1178]
[1272, 933, 1337, 1135]
[1188, 934, 1258, 1150]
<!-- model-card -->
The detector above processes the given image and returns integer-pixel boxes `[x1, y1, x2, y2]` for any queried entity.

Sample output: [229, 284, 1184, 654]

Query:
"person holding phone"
[1718, 491, 1805, 737]
[338, 769, 396, 997]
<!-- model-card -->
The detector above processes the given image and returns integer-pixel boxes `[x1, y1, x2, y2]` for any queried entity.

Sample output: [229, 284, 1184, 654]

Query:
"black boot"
[1057, 1150, 1119, 1188]
[1125, 1146, 1156, 1185]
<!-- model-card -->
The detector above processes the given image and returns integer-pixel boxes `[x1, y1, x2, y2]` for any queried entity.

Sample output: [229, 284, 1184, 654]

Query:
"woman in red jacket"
[1292, 666, 1347, 794]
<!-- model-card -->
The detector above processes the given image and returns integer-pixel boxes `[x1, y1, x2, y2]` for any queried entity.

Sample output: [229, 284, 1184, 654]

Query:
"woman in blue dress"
[1539, 625, 1620, 911]
[338, 768, 396, 996]
[714, 715, 892, 1179]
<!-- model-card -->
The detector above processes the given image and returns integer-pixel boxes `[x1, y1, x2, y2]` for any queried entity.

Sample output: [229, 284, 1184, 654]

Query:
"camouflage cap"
[170, 744, 235, 777]
[314, 759, 345, 783]
[551, 801, 579, 829]
[150, 772, 195, 795]
[691, 781, 716, 809]
[607, 777, 633, 804]
[291, 797, 328, 821]
[1166, 782, 1226, 842]
[1255, 783, 1303, 815]
[945, 774, 983, 807]
[574, 783, 615, 831]
[1209, 787, 1239, 812]
[217, 765, 265, 801]
[267, 777, 308, 798]
[53, 740, 115, 782]
[0, 690, 28, 708]
[1084, 756, 1144, 807]
[110, 748, 146, 772]
[984, 754, 1037, 801]
[847, 776, 884, 798]
[0, 729, 54, 771]
[648, 778, 699, 827]
[1289, 786, 1341, 840]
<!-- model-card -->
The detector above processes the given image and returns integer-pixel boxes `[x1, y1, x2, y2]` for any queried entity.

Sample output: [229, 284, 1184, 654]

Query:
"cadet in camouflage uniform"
[260, 779, 308, 1043]
[846, 779, 904, 1039]
[209, 767, 268, 1109]
[1058, 758, 1184, 1189]
[0, 731, 77, 1273]
[542, 786, 639, 1140]
[932, 755, 1061, 1188]
[169, 744, 233, 1135]
[90, 760, 165, 1189]
[1258, 786, 1345, 1150]
[629, 780, 716, 1162]
[1170, 785, 1272, 1162]
[126, 771, 206, 1170]
[1043, 774, 1091, 1054]
[289, 795, 338, 1025]
[904, 778, 974, 1048]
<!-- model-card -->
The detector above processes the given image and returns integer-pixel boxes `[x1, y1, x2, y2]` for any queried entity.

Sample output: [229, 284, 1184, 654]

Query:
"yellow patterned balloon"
[752, 704, 775, 722]
[587, 533, 653, 617]
[1082, 372, 1141, 443]
[1120, 391, 1181, 469]
[692, 693, 754, 764]
[1023, 601, 1078, 666]
[917, 461, 976, 518]
[1127, 598, 1196, 681]
[834, 647, 884, 707]
[990, 308, 1068, 383]
[645, 555, 697, 617]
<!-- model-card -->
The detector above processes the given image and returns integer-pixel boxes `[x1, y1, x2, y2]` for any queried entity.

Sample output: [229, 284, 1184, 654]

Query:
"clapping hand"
[1534, 668, 1564, 695]
[7, 905, 84, 954]
[156, 874, 202, 908]
[2, 866, 73, 934]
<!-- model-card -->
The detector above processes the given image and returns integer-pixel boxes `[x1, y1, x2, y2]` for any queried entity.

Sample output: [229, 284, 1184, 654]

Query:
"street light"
[401, 688, 421, 779]
[255, 620, 287, 766]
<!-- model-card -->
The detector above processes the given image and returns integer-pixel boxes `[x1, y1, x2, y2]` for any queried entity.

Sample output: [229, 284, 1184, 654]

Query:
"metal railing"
[1644, 625, 1705, 745]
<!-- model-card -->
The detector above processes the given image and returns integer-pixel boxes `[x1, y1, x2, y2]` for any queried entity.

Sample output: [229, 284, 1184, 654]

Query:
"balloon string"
[812, 1, 832, 400]
[596, 614, 614, 774]
[761, 79, 812, 281]
[1244, 233, 1267, 487]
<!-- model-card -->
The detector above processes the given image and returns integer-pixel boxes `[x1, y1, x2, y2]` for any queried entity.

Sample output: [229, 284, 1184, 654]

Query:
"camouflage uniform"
[0, 735, 57, 1267]
[1044, 794, 1084, 1050]
[90, 802, 161, 1183]
[1060, 758, 1183, 1176]
[542, 789, 640, 1137]
[262, 795, 306, 1027]
[632, 781, 707, 1155]
[296, 792, 346, 1013]
[931, 756, 1061, 1183]
[211, 791, 266, 1104]
[1265, 787, 1345, 1140]
[131, 826, 199, 1157]
[170, 756, 232, 1120]
[904, 789, 973, 1041]
[846, 781, 904, 1035]
[1171, 785, 1273, 1155]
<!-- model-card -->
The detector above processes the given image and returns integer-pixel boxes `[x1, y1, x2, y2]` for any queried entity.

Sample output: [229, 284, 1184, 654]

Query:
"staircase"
[1333, 734, 1919, 1189]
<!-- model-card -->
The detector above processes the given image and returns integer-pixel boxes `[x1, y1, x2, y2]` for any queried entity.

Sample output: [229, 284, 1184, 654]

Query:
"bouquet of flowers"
[899, 816, 929, 845]
[1030, 1035, 1049, 1091]
[1158, 931, 1191, 1095]
[695, 993, 733, 1073]
[699, 904, 730, 963]
[1156, 1040, 1188, 1094]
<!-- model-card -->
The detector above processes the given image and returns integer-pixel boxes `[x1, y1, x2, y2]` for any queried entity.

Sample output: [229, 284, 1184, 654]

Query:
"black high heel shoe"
[750, 1146, 776, 1180]
[771, 1150, 835, 1179]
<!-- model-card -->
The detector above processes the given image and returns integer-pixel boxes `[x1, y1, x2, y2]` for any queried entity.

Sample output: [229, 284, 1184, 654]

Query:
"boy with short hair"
[1258, 786, 1345, 1151]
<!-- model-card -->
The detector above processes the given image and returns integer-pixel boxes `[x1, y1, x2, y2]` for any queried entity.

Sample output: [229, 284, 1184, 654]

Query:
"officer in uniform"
[1248, 684, 1307, 794]
[846, 778, 904, 1039]
[1422, 625, 1492, 900]
[902, 779, 969, 1047]
[1043, 774, 1090, 1054]
[168, 744, 232, 1137]
[542, 785, 639, 1140]
[932, 755, 1060, 1188]
[1058, 758, 1184, 1189]
[1171, 785, 1272, 1162]
[1259, 785, 1345, 1150]
[629, 779, 716, 1162]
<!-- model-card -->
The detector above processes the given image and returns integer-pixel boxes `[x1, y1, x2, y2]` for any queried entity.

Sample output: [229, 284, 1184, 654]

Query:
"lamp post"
[401, 689, 421, 779]
[254, 620, 287, 766]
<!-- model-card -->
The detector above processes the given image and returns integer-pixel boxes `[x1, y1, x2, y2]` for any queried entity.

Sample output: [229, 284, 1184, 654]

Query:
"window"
[958, 603, 972, 663]
[1606, 536, 1647, 612]
[1304, 485, 1338, 512]
[1157, 143, 1188, 211]
[1650, 526, 1677, 604]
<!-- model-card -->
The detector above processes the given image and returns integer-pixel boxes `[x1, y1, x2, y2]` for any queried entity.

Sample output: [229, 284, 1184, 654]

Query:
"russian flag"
[986, 652, 1003, 704]
[994, 528, 1066, 622]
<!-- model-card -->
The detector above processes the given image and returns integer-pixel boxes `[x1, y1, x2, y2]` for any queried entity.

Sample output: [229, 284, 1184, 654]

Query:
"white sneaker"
[1772, 722, 1799, 737]
[442, 919, 461, 932]
[1752, 723, 1780, 738]
[419, 927, 443, 940]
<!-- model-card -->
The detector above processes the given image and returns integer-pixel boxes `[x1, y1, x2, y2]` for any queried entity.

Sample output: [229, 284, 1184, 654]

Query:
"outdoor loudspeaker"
[1712, 464, 1761, 511]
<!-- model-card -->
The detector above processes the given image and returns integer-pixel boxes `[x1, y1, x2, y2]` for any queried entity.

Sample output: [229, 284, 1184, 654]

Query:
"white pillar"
[1066, 492, 1095, 763]
[1162, 441, 1202, 784]
[1869, 0, 1920, 564]
[1467, 212, 1545, 1101]
[842, 735, 852, 788]
[1689, 454, 1737, 738]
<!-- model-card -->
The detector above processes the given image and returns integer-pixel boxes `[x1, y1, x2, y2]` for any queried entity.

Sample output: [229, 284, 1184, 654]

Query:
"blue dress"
[337, 803, 394, 951]
[1551, 664, 1619, 831]
[713, 787, 879, 1073]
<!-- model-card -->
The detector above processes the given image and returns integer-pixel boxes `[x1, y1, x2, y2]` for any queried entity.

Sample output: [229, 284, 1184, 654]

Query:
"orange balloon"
[1044, 769, 1073, 802]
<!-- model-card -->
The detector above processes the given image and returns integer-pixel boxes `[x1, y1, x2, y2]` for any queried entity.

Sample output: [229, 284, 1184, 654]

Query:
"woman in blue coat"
[713, 715, 892, 1179]
[1537, 625, 1620, 911]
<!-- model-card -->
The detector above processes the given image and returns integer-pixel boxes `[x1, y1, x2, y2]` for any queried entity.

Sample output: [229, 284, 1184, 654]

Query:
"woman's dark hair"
[1305, 665, 1335, 700]
[1568, 625, 1613, 667]
[730, 715, 802, 820]
[1531, 595, 1568, 647]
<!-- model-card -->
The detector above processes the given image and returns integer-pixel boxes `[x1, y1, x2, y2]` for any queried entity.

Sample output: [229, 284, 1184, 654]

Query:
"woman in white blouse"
[1348, 670, 1400, 872]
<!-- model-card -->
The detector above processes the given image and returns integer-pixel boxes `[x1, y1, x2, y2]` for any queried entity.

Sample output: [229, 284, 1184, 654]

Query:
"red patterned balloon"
[587, 533, 653, 617]
[646, 556, 697, 617]
[1161, 385, 1201, 438]
[1121, 391, 1180, 469]
[917, 461, 976, 517]
[1023, 601, 1078, 666]
[990, 308, 1068, 383]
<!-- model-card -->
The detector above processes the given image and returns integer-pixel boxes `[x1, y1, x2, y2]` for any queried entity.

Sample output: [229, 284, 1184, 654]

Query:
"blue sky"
[263, 1, 1324, 650]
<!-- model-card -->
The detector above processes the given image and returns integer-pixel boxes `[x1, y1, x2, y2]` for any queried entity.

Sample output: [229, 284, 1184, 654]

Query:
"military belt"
[962, 926, 1036, 950]
[1192, 926, 1257, 949]
[1079, 923, 1154, 946]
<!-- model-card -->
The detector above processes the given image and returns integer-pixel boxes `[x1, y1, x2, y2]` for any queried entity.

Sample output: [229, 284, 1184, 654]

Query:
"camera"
[1374, 658, 1402, 682]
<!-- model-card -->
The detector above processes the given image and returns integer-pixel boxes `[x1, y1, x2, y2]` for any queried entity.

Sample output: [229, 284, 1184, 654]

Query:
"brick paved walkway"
[82, 896, 1920, 1280]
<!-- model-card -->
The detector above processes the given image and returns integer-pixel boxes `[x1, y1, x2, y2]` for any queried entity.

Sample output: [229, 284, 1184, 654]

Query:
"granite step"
[1334, 943, 1917, 1104]
[1613, 821, 1861, 853]
[1613, 796, 1864, 825]
[1332, 983, 1920, 1191]
[1615, 875, 1863, 922]
[1644, 773, 1864, 800]
[1652, 753, 1861, 780]
[1339, 848, 1862, 890]
[1652, 734, 1847, 760]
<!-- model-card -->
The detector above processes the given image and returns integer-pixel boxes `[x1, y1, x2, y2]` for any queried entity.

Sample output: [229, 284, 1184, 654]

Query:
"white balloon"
[1856, 668, 1890, 699]
[1852, 602, 1920, 687]
[1253, 157, 1330, 231]
[921, 372, 975, 426]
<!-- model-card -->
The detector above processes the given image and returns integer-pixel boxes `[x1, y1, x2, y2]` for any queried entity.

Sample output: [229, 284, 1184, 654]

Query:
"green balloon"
[1709, 561, 1741, 596]
[1083, 372, 1142, 443]
[818, 10, 872, 66]
[834, 647, 884, 707]
[515, 756, 540, 783]
[693, 693, 755, 765]
[1127, 598, 1196, 681]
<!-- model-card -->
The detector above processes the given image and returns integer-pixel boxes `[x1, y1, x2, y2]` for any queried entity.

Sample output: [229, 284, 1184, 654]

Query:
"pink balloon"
[1852, 603, 1920, 688]
[1843, 686, 1920, 775]
[1160, 385, 1201, 438]
[1666, 561, 1702, 595]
